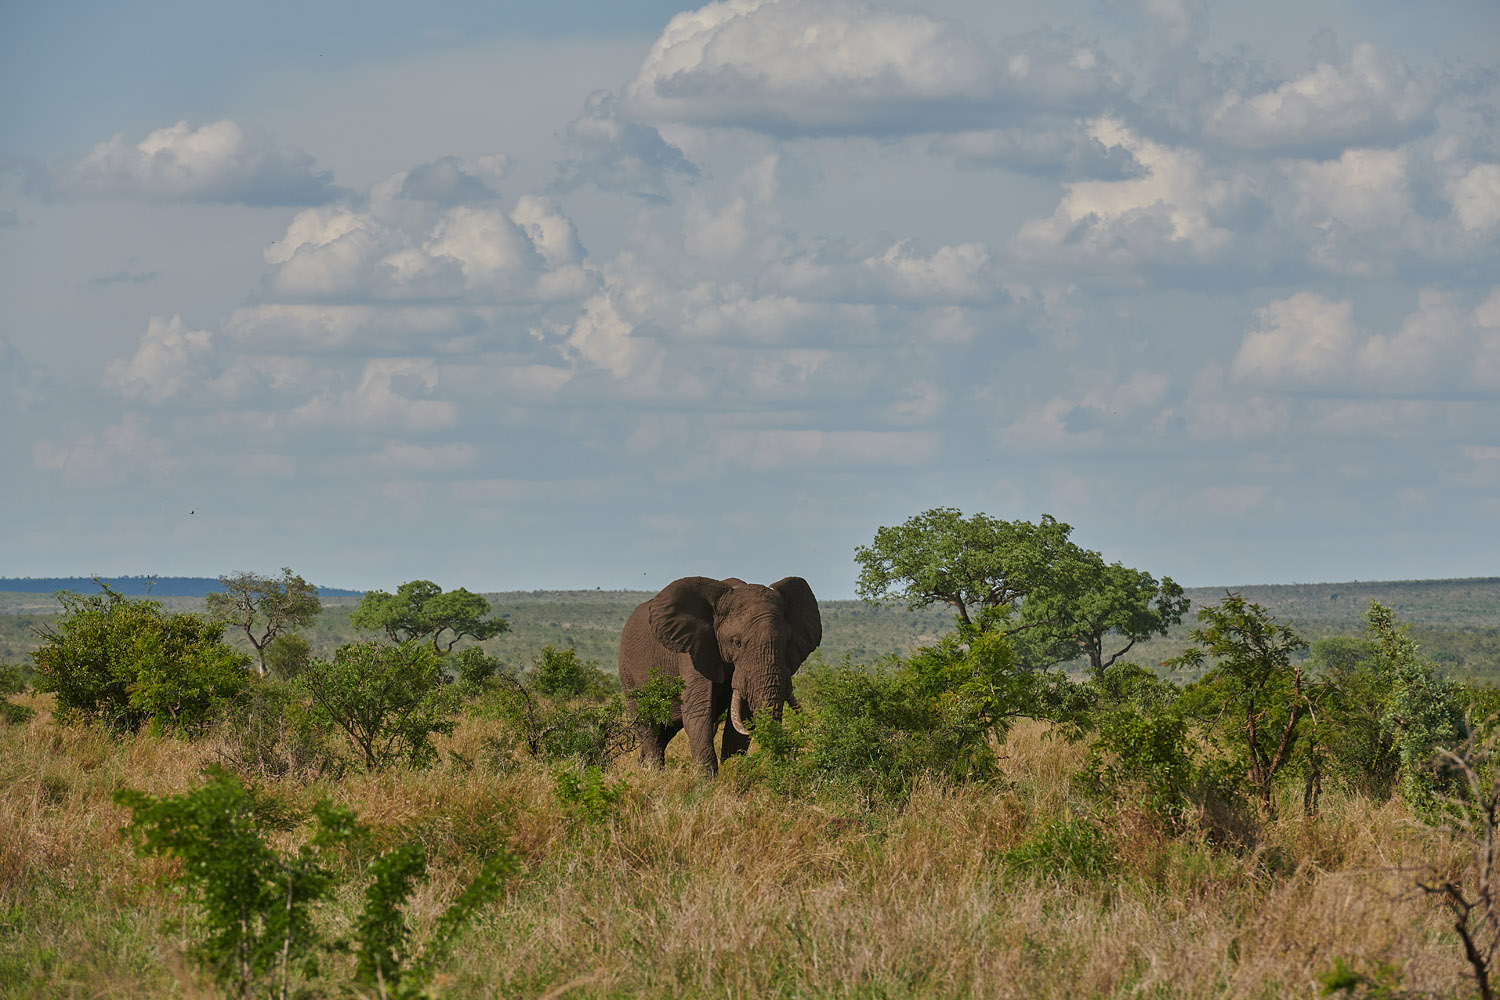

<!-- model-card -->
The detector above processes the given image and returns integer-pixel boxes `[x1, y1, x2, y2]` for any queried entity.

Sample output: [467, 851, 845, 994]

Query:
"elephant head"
[647, 575, 821, 735]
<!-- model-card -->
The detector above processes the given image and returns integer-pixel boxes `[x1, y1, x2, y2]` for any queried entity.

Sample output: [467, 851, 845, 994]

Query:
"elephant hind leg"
[638, 721, 680, 768]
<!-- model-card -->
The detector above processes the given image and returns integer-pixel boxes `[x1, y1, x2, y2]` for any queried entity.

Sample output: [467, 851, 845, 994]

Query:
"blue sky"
[2, 0, 1498, 596]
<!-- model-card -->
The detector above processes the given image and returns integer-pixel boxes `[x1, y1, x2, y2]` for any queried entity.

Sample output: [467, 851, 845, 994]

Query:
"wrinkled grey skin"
[618, 576, 822, 775]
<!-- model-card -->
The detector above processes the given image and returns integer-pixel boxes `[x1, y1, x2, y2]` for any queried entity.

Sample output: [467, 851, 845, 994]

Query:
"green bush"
[1079, 708, 1198, 824]
[299, 641, 458, 771]
[1002, 817, 1117, 882]
[115, 767, 515, 1000]
[0, 664, 33, 725]
[740, 653, 1002, 804]
[628, 667, 685, 728]
[115, 767, 349, 998]
[1365, 602, 1462, 804]
[263, 633, 312, 680]
[451, 646, 505, 691]
[528, 644, 618, 699]
[215, 680, 343, 780]
[554, 766, 630, 825]
[32, 585, 251, 733]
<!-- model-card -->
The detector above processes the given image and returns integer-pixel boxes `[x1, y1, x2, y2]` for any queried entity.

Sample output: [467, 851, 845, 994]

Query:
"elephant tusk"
[730, 693, 751, 736]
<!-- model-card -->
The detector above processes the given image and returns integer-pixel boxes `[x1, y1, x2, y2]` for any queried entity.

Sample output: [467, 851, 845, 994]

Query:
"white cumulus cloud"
[49, 120, 339, 205]
[1232, 287, 1500, 394]
[1204, 43, 1437, 154]
[623, 0, 1125, 136]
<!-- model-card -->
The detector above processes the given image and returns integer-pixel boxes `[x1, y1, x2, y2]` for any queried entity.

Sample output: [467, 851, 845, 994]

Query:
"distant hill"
[0, 576, 363, 598]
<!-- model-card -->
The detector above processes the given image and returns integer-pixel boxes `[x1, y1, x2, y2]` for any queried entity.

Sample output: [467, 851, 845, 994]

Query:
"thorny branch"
[1418, 743, 1500, 1000]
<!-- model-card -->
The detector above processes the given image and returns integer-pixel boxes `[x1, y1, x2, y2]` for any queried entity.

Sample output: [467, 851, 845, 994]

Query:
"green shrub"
[1365, 602, 1462, 804]
[554, 766, 630, 825]
[299, 641, 458, 771]
[263, 633, 312, 680]
[451, 646, 505, 691]
[628, 667, 685, 728]
[115, 767, 350, 998]
[528, 644, 617, 698]
[1084, 661, 1181, 716]
[215, 680, 343, 780]
[1310, 636, 1402, 800]
[351, 842, 515, 999]
[32, 584, 251, 733]
[740, 653, 1001, 804]
[115, 767, 515, 1000]
[0, 664, 33, 725]
[1079, 708, 1197, 824]
[1002, 817, 1116, 882]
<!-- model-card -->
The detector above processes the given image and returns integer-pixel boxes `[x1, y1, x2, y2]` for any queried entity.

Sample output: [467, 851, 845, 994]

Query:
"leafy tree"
[206, 568, 322, 678]
[32, 583, 251, 732]
[1171, 593, 1310, 816]
[350, 580, 509, 653]
[299, 641, 458, 770]
[1365, 601, 1462, 803]
[854, 508, 1187, 673]
[1012, 557, 1189, 675]
[1309, 635, 1401, 799]
[855, 509, 1075, 629]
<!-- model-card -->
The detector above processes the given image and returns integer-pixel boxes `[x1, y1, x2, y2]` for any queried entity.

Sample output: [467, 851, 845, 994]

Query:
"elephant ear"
[771, 576, 822, 670]
[648, 576, 733, 681]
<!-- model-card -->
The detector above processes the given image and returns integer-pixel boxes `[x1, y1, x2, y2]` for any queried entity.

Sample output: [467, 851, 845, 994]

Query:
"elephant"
[618, 575, 822, 775]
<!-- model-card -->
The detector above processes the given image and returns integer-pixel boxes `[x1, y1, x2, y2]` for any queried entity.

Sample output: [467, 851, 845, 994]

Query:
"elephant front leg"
[680, 676, 721, 776]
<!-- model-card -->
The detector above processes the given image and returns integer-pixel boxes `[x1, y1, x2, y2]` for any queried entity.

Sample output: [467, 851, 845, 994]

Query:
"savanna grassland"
[1, 571, 1497, 999]
[0, 693, 1480, 1000]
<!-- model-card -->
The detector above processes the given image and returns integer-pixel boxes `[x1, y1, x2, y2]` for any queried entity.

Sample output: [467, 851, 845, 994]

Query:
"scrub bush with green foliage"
[451, 646, 505, 692]
[0, 663, 32, 724]
[1002, 817, 1117, 882]
[740, 621, 1103, 803]
[1364, 602, 1463, 804]
[1308, 635, 1402, 800]
[262, 633, 312, 681]
[115, 767, 356, 998]
[298, 641, 458, 771]
[472, 663, 676, 770]
[1171, 594, 1311, 816]
[554, 765, 630, 825]
[115, 767, 515, 1000]
[214, 680, 343, 781]
[1079, 708, 1198, 824]
[32, 584, 252, 733]
[351, 842, 516, 999]
[528, 644, 618, 698]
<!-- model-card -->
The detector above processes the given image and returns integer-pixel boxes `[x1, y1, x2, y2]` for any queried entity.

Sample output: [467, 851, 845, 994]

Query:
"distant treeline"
[0, 577, 363, 598]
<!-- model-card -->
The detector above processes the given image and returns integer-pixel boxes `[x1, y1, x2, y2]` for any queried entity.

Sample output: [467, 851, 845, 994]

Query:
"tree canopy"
[854, 508, 1187, 673]
[206, 568, 322, 678]
[350, 580, 509, 653]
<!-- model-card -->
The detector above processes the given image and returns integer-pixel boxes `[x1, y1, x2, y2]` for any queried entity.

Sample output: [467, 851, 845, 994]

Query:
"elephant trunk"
[730, 666, 792, 737]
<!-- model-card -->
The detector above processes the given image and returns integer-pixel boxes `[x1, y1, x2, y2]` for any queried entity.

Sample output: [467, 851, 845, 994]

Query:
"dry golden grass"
[0, 701, 1479, 999]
